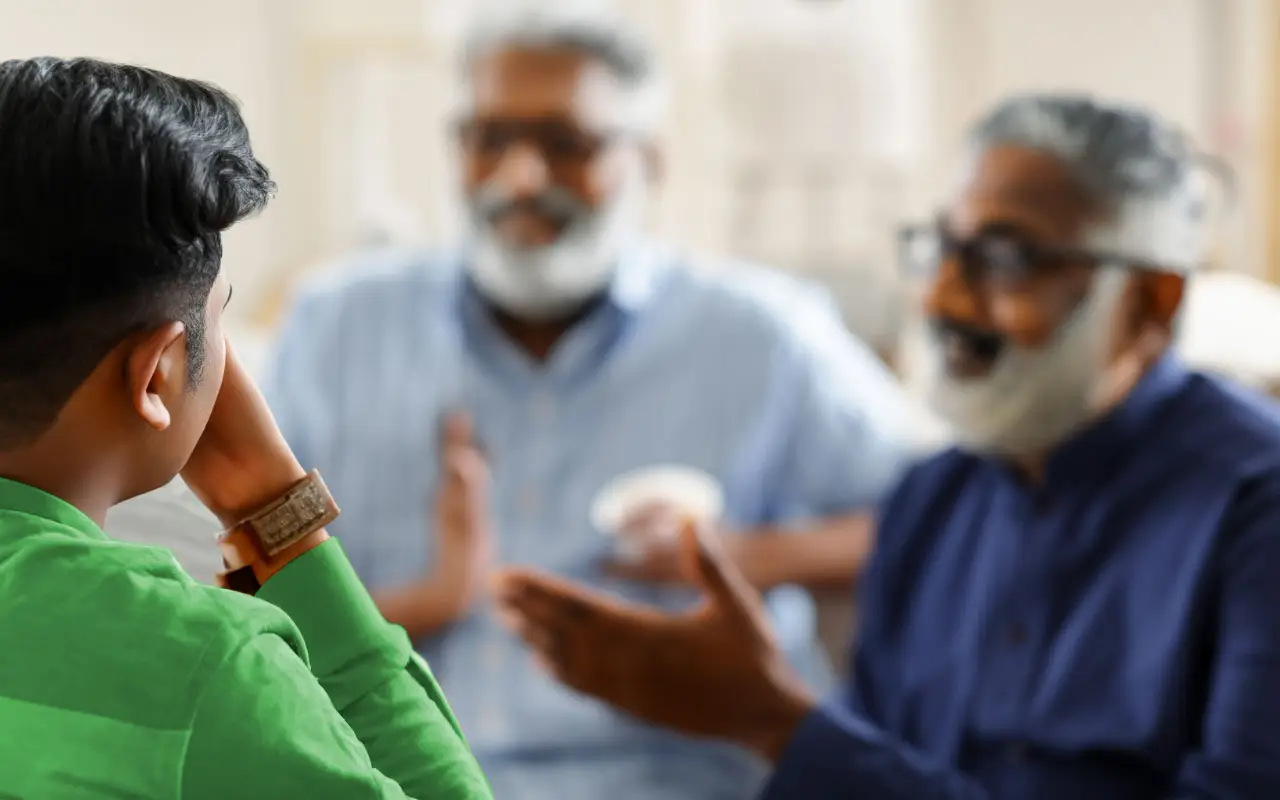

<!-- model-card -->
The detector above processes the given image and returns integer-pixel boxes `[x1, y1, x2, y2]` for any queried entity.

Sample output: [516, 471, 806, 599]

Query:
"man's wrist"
[728, 534, 786, 591]
[416, 573, 465, 622]
[252, 529, 330, 584]
[213, 467, 335, 593]
[740, 682, 817, 763]
[372, 573, 473, 638]
[218, 525, 331, 591]
[424, 567, 485, 621]
[205, 460, 308, 528]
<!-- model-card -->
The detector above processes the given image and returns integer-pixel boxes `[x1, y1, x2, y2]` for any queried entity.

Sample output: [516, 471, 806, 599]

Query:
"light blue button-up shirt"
[264, 244, 913, 800]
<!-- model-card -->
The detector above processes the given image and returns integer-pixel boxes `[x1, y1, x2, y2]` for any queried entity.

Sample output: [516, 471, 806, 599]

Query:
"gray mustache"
[472, 184, 587, 227]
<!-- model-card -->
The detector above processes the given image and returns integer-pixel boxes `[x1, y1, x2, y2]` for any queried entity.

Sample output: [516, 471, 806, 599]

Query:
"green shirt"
[0, 476, 492, 798]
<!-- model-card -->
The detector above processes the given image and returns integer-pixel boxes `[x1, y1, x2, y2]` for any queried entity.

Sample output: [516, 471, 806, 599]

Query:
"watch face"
[251, 474, 339, 557]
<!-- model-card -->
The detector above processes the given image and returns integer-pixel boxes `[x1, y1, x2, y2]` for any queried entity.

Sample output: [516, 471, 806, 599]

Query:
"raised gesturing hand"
[426, 413, 493, 620]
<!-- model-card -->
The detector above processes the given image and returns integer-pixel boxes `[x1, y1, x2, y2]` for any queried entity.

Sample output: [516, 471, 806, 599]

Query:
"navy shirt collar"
[1040, 353, 1190, 487]
[972, 353, 1190, 489]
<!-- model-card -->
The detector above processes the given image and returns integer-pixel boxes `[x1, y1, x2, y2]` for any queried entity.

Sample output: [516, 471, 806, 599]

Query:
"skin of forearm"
[374, 516, 875, 634]
[372, 579, 465, 641]
[735, 514, 875, 591]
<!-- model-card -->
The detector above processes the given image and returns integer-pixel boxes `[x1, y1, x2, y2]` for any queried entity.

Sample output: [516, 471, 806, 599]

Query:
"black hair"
[0, 57, 274, 449]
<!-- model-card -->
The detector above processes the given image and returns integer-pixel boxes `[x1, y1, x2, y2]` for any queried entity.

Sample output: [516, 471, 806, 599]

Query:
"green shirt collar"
[0, 476, 106, 541]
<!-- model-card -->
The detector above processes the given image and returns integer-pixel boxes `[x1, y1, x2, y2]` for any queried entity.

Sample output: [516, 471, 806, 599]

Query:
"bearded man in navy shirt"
[495, 93, 1280, 799]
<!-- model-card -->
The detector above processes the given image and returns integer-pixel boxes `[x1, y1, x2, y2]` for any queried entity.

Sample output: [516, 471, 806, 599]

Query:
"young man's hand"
[181, 341, 306, 529]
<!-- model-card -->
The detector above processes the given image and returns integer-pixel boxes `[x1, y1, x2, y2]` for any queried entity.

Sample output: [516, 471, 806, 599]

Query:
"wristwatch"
[216, 469, 341, 594]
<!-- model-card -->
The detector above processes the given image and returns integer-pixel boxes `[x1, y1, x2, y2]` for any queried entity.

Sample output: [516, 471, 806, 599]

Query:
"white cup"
[590, 466, 725, 562]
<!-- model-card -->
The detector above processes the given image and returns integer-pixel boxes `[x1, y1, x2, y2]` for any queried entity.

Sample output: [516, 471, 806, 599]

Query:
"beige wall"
[1, 0, 1270, 338]
[927, 0, 1271, 279]
[8, 0, 1273, 599]
[0, 0, 295, 328]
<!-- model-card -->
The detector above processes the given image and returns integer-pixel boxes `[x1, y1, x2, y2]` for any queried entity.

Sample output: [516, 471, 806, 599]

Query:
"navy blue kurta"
[766, 357, 1280, 799]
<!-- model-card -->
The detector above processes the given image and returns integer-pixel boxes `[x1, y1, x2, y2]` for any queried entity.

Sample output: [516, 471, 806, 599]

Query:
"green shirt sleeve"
[182, 539, 491, 799]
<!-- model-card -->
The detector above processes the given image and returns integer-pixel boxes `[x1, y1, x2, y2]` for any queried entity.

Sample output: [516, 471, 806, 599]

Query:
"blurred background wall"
[2, 0, 1278, 379]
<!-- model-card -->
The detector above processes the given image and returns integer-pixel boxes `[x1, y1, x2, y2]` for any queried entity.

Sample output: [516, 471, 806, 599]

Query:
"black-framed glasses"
[898, 218, 1167, 291]
[454, 118, 634, 176]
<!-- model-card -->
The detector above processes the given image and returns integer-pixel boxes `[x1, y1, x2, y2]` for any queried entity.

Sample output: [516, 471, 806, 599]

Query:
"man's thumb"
[680, 522, 758, 617]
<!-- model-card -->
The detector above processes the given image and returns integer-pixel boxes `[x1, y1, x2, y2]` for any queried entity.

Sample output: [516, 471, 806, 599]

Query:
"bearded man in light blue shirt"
[265, 6, 913, 799]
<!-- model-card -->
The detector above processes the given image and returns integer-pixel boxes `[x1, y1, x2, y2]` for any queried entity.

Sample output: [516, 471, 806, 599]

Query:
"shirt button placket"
[477, 627, 507, 741]
[518, 390, 553, 522]
[531, 391, 556, 426]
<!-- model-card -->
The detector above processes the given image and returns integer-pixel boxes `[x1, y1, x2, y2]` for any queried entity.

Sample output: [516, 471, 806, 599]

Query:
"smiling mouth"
[490, 209, 571, 248]
[930, 318, 1007, 378]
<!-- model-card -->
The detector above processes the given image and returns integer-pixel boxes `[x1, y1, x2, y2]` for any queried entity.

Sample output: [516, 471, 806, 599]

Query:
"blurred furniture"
[1266, 0, 1280, 284]
[1178, 270, 1280, 389]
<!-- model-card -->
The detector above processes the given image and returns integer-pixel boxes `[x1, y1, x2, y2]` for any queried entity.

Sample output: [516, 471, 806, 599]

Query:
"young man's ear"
[125, 322, 187, 432]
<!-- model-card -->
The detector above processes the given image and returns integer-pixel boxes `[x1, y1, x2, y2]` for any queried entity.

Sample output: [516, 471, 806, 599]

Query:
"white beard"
[464, 161, 647, 321]
[910, 267, 1130, 457]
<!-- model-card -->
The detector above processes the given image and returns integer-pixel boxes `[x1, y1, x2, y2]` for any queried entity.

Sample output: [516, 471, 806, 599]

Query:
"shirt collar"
[0, 476, 106, 541]
[452, 242, 671, 376]
[607, 243, 667, 313]
[1041, 352, 1190, 486]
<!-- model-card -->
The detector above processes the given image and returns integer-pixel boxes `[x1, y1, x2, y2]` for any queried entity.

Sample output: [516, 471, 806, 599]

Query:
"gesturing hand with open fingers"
[493, 523, 815, 760]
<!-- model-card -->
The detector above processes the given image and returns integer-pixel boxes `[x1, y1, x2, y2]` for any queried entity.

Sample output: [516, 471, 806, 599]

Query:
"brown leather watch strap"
[215, 470, 340, 594]
[242, 469, 340, 558]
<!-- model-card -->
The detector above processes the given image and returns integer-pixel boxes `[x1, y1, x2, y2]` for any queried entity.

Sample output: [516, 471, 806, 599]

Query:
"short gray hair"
[968, 94, 1227, 273]
[459, 4, 664, 133]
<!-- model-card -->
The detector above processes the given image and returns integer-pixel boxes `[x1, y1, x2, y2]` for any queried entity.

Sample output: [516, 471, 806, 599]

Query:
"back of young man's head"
[0, 57, 272, 501]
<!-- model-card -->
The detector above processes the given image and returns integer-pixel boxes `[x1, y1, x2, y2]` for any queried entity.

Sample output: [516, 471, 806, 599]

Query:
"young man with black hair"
[0, 57, 491, 798]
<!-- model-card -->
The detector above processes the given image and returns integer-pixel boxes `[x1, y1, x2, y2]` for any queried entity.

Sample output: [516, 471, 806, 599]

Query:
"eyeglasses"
[898, 219, 1164, 291]
[454, 118, 633, 177]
